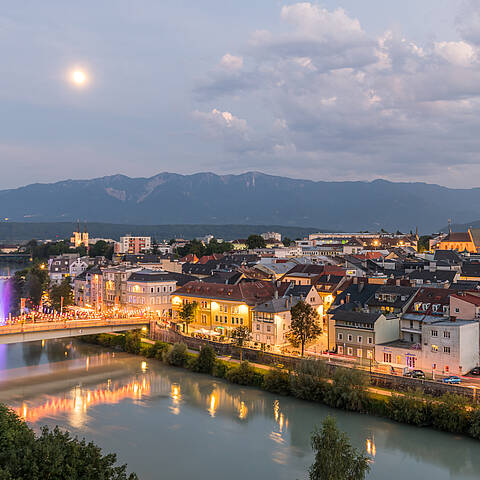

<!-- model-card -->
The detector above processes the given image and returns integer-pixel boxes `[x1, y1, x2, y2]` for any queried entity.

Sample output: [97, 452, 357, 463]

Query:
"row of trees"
[174, 238, 234, 258]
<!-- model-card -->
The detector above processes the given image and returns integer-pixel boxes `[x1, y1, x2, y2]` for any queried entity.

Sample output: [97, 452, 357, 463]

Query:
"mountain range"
[0, 172, 479, 233]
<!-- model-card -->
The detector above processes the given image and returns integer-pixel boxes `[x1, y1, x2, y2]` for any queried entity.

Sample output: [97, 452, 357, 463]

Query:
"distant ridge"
[0, 222, 323, 242]
[1, 172, 479, 232]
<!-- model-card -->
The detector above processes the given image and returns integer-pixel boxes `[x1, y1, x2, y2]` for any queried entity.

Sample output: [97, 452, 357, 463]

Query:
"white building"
[115, 235, 152, 254]
[261, 232, 282, 242]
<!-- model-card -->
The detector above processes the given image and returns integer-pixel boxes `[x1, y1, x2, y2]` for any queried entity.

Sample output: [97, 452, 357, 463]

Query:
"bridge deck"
[0, 317, 149, 344]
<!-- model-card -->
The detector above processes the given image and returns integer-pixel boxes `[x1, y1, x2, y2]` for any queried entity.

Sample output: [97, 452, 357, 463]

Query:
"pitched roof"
[128, 271, 196, 286]
[174, 280, 277, 305]
[332, 310, 383, 325]
[451, 292, 480, 307]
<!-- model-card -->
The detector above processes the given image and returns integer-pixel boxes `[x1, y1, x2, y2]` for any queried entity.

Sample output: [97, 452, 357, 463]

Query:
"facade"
[172, 280, 278, 335]
[333, 310, 399, 361]
[73, 267, 103, 308]
[261, 232, 282, 242]
[376, 320, 479, 375]
[126, 271, 179, 316]
[70, 229, 89, 248]
[102, 265, 143, 307]
[48, 253, 80, 285]
[115, 236, 152, 255]
[435, 230, 480, 253]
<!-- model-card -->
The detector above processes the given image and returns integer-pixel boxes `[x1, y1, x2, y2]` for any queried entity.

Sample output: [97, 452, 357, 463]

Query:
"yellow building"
[436, 230, 480, 254]
[172, 281, 277, 336]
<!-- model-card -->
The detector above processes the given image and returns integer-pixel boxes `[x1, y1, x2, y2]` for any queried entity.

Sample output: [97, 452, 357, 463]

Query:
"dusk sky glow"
[1, 1, 480, 189]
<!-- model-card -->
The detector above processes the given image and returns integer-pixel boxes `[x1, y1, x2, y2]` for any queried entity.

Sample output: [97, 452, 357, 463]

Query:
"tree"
[89, 240, 113, 259]
[231, 325, 252, 361]
[246, 234, 266, 249]
[309, 416, 370, 480]
[417, 235, 432, 253]
[0, 404, 138, 479]
[287, 300, 322, 356]
[50, 277, 73, 311]
[282, 237, 293, 247]
[179, 301, 198, 333]
[192, 345, 216, 373]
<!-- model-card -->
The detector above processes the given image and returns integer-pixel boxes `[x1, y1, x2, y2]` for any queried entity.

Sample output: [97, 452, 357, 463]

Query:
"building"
[171, 280, 278, 335]
[261, 232, 282, 242]
[115, 235, 152, 255]
[102, 265, 143, 307]
[376, 319, 479, 375]
[73, 267, 103, 309]
[126, 270, 195, 316]
[435, 229, 480, 253]
[333, 310, 399, 361]
[70, 225, 89, 248]
[48, 253, 80, 285]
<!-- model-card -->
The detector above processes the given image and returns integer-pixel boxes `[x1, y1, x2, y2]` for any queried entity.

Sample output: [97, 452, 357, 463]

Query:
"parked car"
[442, 376, 462, 384]
[404, 369, 425, 379]
[467, 367, 480, 376]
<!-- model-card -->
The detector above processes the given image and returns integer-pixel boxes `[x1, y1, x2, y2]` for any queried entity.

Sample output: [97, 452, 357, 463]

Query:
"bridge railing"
[0, 317, 148, 335]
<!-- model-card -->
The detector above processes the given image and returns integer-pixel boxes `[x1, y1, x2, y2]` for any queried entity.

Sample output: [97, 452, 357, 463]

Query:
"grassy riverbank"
[82, 332, 480, 440]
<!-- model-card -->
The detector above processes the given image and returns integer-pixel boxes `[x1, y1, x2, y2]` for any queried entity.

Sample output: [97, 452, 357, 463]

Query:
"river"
[0, 340, 478, 480]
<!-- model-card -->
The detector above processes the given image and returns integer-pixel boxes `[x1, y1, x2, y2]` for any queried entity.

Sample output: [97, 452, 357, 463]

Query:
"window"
[256, 324, 260, 330]
[357, 336, 362, 343]
[431, 345, 438, 352]
[455, 307, 459, 313]
[368, 337, 373, 344]
[256, 334, 260, 341]
[266, 326, 271, 332]
[443, 331, 450, 339]
[443, 346, 451, 354]
[367, 350, 373, 359]
[338, 346, 344, 354]
[357, 349, 362, 357]
[431, 330, 438, 337]
[347, 334, 353, 342]
[338, 333, 343, 340]
[347, 347, 353, 356]
[383, 353, 392, 363]
[201, 314, 207, 324]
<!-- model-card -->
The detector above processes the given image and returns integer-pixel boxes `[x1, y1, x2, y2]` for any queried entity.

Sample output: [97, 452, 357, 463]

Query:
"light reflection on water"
[0, 340, 479, 480]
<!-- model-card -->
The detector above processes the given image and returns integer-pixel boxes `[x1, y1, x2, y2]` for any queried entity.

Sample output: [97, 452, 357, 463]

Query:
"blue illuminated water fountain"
[0, 280, 11, 325]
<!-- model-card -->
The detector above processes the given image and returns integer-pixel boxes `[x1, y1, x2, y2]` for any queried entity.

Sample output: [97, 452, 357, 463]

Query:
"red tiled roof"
[174, 280, 279, 305]
[451, 292, 480, 306]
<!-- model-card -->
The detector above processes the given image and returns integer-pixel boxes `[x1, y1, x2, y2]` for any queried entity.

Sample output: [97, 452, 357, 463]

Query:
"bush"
[290, 372, 326, 402]
[0, 404, 137, 479]
[263, 368, 291, 395]
[151, 341, 170, 360]
[429, 394, 469, 434]
[225, 361, 264, 387]
[469, 408, 480, 439]
[164, 343, 189, 367]
[124, 331, 141, 355]
[212, 360, 230, 378]
[324, 367, 367, 412]
[386, 394, 431, 426]
[140, 343, 154, 358]
[191, 345, 216, 374]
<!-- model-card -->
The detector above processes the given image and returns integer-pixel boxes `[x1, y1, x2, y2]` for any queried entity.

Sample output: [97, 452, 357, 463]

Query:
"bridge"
[0, 317, 149, 345]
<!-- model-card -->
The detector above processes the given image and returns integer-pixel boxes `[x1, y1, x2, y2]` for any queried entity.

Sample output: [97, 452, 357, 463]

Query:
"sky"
[2, 0, 480, 189]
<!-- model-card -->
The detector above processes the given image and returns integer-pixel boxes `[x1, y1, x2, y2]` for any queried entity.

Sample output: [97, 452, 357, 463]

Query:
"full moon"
[71, 70, 87, 85]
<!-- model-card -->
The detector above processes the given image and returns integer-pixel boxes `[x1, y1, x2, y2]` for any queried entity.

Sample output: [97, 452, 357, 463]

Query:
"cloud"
[193, 2, 480, 186]
[219, 53, 243, 71]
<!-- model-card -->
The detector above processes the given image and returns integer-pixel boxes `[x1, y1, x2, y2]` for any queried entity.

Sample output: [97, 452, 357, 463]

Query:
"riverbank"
[81, 332, 480, 441]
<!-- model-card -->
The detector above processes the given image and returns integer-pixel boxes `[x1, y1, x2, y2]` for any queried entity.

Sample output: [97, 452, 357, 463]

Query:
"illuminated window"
[431, 345, 438, 352]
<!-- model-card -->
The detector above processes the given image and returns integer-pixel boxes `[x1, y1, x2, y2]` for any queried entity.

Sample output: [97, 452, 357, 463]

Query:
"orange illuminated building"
[436, 229, 480, 254]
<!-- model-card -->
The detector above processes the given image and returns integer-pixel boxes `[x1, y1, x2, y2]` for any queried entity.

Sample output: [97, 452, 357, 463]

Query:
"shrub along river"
[0, 339, 478, 479]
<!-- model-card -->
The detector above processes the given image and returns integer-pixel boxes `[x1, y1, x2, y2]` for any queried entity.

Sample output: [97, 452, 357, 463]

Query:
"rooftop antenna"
[448, 219, 452, 234]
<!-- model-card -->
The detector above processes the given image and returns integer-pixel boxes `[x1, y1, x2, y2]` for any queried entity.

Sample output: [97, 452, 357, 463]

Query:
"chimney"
[346, 293, 351, 304]
[274, 290, 279, 300]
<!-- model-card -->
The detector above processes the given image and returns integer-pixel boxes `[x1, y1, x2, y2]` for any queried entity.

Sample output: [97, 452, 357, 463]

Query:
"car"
[404, 369, 425, 379]
[467, 367, 480, 376]
[442, 376, 462, 384]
